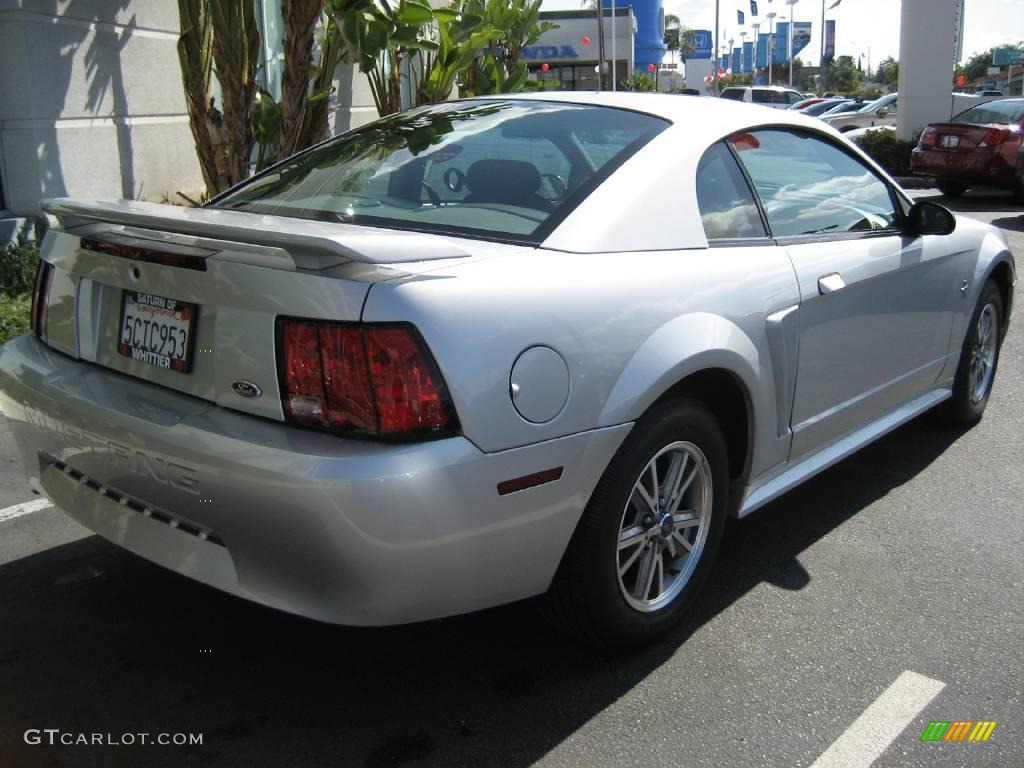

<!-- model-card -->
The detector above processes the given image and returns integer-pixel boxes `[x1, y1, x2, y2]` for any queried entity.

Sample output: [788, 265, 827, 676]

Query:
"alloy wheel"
[616, 441, 713, 613]
[968, 302, 998, 404]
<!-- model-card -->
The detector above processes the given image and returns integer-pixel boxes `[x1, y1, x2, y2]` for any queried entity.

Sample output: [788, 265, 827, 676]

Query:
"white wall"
[0, 1, 204, 215]
[328, 62, 381, 135]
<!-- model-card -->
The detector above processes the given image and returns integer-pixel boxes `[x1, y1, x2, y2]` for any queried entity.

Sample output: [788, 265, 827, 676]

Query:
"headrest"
[465, 159, 541, 195]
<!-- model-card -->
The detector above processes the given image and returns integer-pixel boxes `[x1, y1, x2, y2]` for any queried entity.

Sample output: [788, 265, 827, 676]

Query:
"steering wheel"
[443, 167, 466, 193]
[420, 182, 441, 206]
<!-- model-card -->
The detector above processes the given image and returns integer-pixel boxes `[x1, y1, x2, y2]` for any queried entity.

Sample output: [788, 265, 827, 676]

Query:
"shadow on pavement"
[0, 416, 969, 768]
[924, 188, 1023, 215]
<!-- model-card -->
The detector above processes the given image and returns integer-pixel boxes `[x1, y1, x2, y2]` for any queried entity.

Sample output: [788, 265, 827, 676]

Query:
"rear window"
[720, 88, 746, 101]
[955, 100, 1024, 125]
[213, 100, 667, 243]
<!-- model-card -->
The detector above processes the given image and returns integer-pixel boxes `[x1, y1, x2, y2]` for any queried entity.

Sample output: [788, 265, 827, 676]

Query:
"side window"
[729, 129, 899, 237]
[788, 92, 803, 105]
[752, 89, 773, 105]
[695, 142, 767, 240]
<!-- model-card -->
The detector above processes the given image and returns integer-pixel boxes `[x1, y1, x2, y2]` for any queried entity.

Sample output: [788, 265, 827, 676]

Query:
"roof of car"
[473, 90, 831, 137]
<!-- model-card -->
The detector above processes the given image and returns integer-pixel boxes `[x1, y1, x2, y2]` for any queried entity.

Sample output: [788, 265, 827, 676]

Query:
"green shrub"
[1, 218, 46, 296]
[620, 72, 657, 92]
[0, 218, 48, 344]
[852, 130, 918, 175]
[0, 294, 32, 345]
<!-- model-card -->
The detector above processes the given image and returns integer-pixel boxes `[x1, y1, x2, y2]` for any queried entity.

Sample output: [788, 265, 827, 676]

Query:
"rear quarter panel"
[362, 244, 801, 480]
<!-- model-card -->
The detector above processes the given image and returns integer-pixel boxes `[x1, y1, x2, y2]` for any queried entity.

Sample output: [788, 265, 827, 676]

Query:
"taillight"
[978, 128, 1006, 148]
[919, 129, 937, 149]
[365, 328, 449, 433]
[277, 319, 456, 438]
[29, 262, 54, 338]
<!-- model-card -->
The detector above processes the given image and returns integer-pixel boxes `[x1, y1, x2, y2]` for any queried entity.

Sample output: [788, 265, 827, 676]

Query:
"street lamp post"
[766, 12, 776, 84]
[787, 0, 798, 88]
[714, 0, 720, 94]
[611, 0, 617, 92]
[751, 22, 760, 81]
[820, 0, 826, 68]
[740, 30, 747, 80]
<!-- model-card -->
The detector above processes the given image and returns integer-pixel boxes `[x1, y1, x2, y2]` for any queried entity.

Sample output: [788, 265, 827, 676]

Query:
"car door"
[731, 128, 958, 461]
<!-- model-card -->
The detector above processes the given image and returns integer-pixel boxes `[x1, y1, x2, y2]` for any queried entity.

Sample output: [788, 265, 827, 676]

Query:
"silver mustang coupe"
[0, 92, 1014, 648]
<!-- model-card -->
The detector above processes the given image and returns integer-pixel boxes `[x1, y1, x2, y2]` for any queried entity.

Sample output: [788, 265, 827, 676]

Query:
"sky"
[539, 0, 1024, 68]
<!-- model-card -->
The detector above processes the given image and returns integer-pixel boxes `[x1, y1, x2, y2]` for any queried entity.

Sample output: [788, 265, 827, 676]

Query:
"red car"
[911, 98, 1024, 199]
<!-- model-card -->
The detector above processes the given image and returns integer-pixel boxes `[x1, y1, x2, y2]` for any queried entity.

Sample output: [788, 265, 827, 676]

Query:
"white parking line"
[0, 498, 53, 524]
[809, 670, 945, 768]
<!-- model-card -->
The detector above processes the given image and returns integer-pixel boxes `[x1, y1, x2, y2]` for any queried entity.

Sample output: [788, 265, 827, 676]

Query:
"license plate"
[940, 135, 960, 149]
[117, 291, 197, 373]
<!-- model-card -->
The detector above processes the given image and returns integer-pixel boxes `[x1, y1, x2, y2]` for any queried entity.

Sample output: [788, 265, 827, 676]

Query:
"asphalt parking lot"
[0, 190, 1021, 768]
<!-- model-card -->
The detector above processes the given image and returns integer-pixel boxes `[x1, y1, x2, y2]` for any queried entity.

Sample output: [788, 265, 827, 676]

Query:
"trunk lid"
[39, 198, 475, 422]
[922, 122, 1006, 153]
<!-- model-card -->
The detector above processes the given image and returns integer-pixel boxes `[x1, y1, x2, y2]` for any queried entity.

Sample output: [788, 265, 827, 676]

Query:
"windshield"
[955, 100, 1024, 125]
[212, 100, 667, 243]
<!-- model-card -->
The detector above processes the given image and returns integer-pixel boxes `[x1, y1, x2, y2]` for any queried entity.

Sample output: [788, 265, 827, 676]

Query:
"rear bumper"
[911, 148, 1016, 187]
[0, 334, 630, 625]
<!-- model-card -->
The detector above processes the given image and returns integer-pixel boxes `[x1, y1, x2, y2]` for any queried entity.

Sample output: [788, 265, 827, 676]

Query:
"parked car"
[801, 98, 857, 118]
[719, 85, 804, 109]
[789, 97, 829, 111]
[0, 93, 1015, 649]
[817, 98, 866, 117]
[826, 92, 1003, 134]
[1018, 143, 1024, 198]
[911, 98, 1024, 199]
[822, 93, 898, 133]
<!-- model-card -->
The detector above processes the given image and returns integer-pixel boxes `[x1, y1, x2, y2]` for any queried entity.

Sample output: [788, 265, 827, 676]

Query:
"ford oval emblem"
[232, 380, 263, 399]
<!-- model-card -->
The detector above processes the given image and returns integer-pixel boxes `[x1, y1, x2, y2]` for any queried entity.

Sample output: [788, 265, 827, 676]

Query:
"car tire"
[547, 399, 729, 650]
[937, 179, 968, 197]
[946, 279, 1004, 425]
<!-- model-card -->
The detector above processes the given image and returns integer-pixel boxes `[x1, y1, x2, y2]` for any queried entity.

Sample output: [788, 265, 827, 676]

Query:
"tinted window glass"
[956, 100, 1024, 125]
[731, 130, 899, 237]
[696, 143, 767, 239]
[214, 100, 666, 242]
[752, 89, 773, 104]
[721, 88, 746, 101]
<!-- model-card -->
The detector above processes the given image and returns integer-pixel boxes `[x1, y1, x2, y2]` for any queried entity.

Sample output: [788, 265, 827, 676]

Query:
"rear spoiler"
[42, 198, 471, 267]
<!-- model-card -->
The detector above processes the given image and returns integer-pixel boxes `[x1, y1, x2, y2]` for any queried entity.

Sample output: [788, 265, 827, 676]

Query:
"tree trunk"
[176, 0, 219, 196]
[209, 0, 261, 192]
[277, 0, 323, 161]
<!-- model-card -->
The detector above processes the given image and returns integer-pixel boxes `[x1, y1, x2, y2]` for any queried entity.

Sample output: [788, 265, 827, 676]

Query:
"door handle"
[818, 273, 846, 295]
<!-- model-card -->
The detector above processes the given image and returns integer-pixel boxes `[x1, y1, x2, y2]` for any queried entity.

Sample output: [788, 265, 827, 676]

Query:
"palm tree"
[664, 15, 695, 65]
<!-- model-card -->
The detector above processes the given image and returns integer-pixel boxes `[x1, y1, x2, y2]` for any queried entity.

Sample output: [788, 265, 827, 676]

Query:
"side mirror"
[905, 200, 956, 236]
[876, 107, 889, 117]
